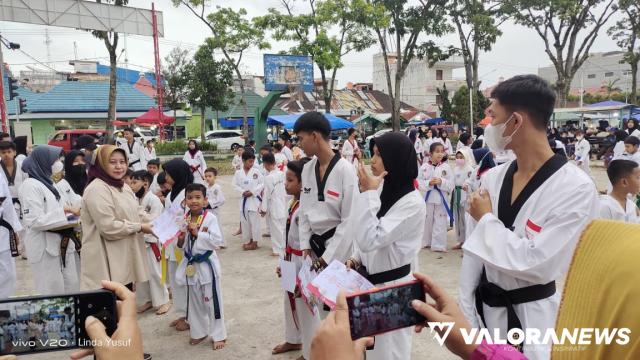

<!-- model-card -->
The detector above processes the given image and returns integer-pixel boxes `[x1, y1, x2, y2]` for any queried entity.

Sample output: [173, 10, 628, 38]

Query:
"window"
[436, 69, 443, 80]
[587, 74, 596, 79]
[605, 72, 614, 77]
[436, 95, 443, 106]
[53, 133, 66, 141]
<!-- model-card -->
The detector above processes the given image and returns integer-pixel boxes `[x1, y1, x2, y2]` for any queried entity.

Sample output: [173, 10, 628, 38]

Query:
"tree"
[603, 79, 622, 99]
[186, 41, 234, 142]
[450, 85, 489, 126]
[255, 0, 376, 113]
[503, 0, 619, 107]
[163, 47, 191, 140]
[91, 0, 128, 143]
[173, 2, 270, 141]
[608, 0, 640, 105]
[437, 85, 454, 123]
[449, 0, 505, 93]
[362, 0, 455, 131]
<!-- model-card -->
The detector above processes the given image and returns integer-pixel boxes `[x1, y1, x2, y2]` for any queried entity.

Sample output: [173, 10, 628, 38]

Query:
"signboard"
[264, 54, 314, 92]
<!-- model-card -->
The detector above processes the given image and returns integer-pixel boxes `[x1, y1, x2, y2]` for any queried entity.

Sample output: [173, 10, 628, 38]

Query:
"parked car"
[48, 129, 106, 151]
[198, 130, 244, 150]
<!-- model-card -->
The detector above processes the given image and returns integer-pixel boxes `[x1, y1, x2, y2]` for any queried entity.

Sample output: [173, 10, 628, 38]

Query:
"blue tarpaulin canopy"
[267, 113, 354, 130]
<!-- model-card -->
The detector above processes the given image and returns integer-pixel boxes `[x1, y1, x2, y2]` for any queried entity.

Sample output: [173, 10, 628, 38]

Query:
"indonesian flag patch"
[525, 219, 542, 240]
[327, 190, 340, 198]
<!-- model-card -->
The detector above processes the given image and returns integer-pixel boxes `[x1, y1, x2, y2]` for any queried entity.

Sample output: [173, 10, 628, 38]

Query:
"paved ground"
[14, 161, 609, 360]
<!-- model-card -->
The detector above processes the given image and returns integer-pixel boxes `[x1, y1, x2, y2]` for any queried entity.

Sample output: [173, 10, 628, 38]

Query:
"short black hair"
[146, 139, 154, 145]
[242, 150, 256, 161]
[624, 136, 640, 146]
[185, 183, 207, 197]
[259, 145, 272, 153]
[262, 152, 275, 165]
[0, 132, 11, 140]
[430, 142, 444, 153]
[204, 167, 218, 176]
[607, 159, 639, 185]
[157, 171, 166, 185]
[348, 128, 356, 136]
[147, 158, 160, 167]
[471, 139, 484, 150]
[490, 75, 556, 129]
[293, 111, 331, 139]
[122, 127, 134, 133]
[574, 129, 584, 135]
[273, 142, 283, 151]
[125, 169, 134, 177]
[249, 140, 256, 146]
[459, 133, 471, 145]
[131, 170, 153, 184]
[0, 141, 16, 151]
[286, 157, 312, 182]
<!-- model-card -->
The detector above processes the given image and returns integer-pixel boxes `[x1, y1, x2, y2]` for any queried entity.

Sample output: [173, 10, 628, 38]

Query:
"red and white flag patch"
[327, 190, 340, 198]
[525, 219, 542, 240]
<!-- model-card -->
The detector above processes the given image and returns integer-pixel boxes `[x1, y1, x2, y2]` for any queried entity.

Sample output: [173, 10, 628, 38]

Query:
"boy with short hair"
[260, 153, 287, 256]
[233, 151, 264, 250]
[204, 167, 226, 248]
[231, 146, 244, 171]
[119, 127, 145, 171]
[622, 135, 640, 165]
[600, 159, 640, 222]
[130, 170, 171, 315]
[574, 129, 591, 175]
[123, 169, 134, 187]
[273, 143, 288, 172]
[176, 183, 227, 350]
[147, 159, 161, 195]
[0, 141, 27, 255]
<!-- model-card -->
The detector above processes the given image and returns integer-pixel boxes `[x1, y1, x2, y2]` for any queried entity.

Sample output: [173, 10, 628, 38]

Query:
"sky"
[0, 0, 627, 92]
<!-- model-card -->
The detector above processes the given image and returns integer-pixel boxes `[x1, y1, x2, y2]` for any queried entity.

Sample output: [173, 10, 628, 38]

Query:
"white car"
[201, 130, 245, 150]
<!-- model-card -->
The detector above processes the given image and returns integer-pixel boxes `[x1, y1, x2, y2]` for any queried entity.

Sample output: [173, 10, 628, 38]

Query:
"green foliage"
[155, 140, 217, 155]
[450, 85, 489, 126]
[608, 0, 640, 104]
[437, 85, 454, 123]
[163, 47, 191, 112]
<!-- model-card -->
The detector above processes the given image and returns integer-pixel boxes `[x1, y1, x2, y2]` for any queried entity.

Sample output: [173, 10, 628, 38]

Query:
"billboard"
[264, 54, 314, 92]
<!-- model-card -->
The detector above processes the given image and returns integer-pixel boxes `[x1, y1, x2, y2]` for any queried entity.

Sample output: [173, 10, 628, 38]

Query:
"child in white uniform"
[574, 129, 591, 176]
[176, 183, 227, 350]
[131, 170, 171, 315]
[452, 148, 474, 249]
[204, 167, 226, 248]
[599, 159, 640, 222]
[231, 147, 244, 171]
[418, 142, 453, 252]
[183, 140, 207, 185]
[233, 151, 264, 250]
[260, 153, 287, 256]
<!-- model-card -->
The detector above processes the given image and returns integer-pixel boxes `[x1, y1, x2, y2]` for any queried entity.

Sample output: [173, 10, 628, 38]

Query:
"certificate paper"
[297, 257, 318, 314]
[152, 202, 184, 248]
[279, 259, 297, 293]
[308, 260, 374, 309]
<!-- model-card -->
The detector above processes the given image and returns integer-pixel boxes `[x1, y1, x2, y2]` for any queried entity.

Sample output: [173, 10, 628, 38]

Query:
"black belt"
[309, 227, 336, 258]
[475, 267, 556, 351]
[129, 159, 141, 167]
[358, 264, 411, 285]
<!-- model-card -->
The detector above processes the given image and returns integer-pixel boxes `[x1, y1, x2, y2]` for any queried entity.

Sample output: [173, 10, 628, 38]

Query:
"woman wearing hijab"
[346, 132, 426, 360]
[409, 129, 424, 166]
[80, 145, 153, 291]
[162, 158, 194, 332]
[183, 139, 207, 185]
[19, 145, 79, 294]
[624, 118, 639, 136]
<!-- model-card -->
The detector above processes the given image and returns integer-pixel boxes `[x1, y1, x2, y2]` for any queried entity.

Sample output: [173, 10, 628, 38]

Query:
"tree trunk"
[391, 32, 403, 132]
[556, 79, 569, 108]
[631, 61, 638, 105]
[472, 41, 480, 93]
[105, 33, 119, 144]
[173, 108, 178, 141]
[200, 106, 206, 143]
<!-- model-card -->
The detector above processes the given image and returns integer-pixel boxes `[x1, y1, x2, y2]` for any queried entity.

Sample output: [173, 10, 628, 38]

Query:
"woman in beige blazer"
[80, 145, 153, 290]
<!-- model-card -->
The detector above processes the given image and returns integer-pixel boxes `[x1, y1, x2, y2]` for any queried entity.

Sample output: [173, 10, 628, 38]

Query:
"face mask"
[69, 164, 86, 177]
[135, 187, 146, 199]
[484, 114, 520, 152]
[455, 158, 466, 167]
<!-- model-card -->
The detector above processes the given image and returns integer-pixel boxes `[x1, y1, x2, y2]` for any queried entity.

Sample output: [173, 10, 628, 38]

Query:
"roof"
[202, 90, 287, 120]
[278, 89, 419, 114]
[585, 100, 631, 108]
[96, 64, 158, 87]
[23, 81, 157, 113]
[10, 109, 189, 121]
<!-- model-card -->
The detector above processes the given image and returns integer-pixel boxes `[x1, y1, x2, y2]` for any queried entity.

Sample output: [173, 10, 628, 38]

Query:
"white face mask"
[484, 114, 520, 152]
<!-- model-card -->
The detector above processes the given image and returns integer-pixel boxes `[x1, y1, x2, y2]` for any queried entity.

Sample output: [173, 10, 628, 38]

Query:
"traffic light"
[18, 98, 27, 114]
[7, 77, 18, 100]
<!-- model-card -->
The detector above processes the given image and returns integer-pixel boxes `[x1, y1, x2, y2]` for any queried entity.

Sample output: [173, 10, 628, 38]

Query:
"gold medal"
[185, 264, 196, 277]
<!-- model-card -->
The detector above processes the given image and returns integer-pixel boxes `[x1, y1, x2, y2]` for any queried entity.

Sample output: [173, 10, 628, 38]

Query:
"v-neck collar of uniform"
[498, 153, 567, 229]
[315, 153, 341, 202]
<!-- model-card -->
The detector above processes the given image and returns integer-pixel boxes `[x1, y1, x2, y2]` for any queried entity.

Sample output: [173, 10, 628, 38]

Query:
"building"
[372, 53, 466, 114]
[18, 68, 67, 93]
[538, 51, 640, 96]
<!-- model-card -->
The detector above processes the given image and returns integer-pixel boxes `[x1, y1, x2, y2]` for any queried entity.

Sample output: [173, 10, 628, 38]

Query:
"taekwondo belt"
[47, 228, 82, 268]
[0, 216, 18, 257]
[129, 159, 141, 167]
[286, 246, 303, 257]
[184, 249, 221, 320]
[425, 185, 454, 220]
[358, 264, 411, 285]
[475, 266, 556, 351]
[310, 227, 336, 258]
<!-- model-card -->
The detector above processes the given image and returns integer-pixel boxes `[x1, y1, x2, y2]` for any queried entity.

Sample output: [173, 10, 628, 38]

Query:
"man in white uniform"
[119, 127, 145, 171]
[295, 112, 358, 316]
[232, 151, 264, 250]
[0, 175, 22, 298]
[0, 141, 28, 258]
[460, 75, 598, 360]
[260, 153, 287, 256]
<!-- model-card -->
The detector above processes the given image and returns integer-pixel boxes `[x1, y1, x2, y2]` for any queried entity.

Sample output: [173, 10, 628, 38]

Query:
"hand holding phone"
[70, 280, 143, 360]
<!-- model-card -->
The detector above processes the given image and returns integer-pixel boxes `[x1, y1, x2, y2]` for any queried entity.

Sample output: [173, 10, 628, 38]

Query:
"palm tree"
[604, 79, 623, 99]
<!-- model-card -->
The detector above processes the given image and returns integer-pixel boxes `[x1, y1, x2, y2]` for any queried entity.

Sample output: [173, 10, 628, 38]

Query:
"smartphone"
[0, 289, 117, 355]
[347, 280, 426, 339]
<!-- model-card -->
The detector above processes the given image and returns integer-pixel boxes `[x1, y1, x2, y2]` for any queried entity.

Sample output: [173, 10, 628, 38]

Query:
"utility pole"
[0, 34, 8, 133]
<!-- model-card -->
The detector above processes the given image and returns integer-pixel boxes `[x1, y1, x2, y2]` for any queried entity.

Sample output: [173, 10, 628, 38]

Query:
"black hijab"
[375, 132, 418, 218]
[163, 159, 194, 202]
[64, 150, 88, 195]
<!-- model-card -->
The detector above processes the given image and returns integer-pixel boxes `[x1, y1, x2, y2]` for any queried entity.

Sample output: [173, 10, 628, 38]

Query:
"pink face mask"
[455, 158, 466, 167]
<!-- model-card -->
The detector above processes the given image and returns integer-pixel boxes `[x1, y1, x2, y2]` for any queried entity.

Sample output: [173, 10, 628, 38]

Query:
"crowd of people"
[0, 74, 639, 360]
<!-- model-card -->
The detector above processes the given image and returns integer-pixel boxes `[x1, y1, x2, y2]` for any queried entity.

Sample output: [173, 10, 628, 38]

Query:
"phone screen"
[347, 281, 426, 340]
[0, 290, 116, 355]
